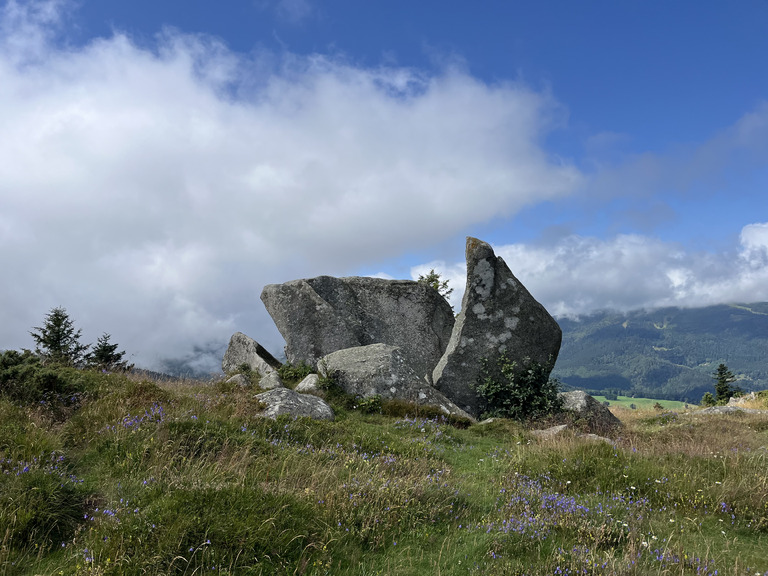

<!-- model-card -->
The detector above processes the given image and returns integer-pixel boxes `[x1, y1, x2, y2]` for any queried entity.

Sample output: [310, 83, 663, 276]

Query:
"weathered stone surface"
[433, 237, 562, 417]
[255, 387, 334, 421]
[319, 344, 473, 419]
[260, 276, 454, 382]
[258, 372, 284, 390]
[225, 374, 250, 387]
[532, 424, 615, 445]
[222, 332, 282, 376]
[728, 392, 757, 406]
[295, 374, 321, 393]
[695, 405, 768, 415]
[531, 424, 568, 438]
[558, 391, 622, 434]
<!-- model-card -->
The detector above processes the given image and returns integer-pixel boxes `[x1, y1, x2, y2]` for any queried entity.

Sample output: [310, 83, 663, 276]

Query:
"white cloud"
[274, 0, 313, 23]
[428, 224, 768, 319]
[0, 1, 580, 370]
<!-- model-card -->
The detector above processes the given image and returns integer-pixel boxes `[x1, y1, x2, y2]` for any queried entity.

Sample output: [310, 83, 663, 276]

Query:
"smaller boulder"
[558, 391, 622, 435]
[532, 423, 615, 444]
[319, 343, 473, 419]
[295, 374, 321, 393]
[255, 388, 334, 421]
[258, 372, 284, 390]
[728, 392, 757, 406]
[223, 332, 282, 376]
[696, 405, 766, 415]
[225, 374, 250, 388]
[531, 424, 568, 439]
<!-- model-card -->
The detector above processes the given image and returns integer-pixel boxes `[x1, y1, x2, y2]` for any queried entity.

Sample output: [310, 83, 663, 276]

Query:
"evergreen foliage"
[86, 333, 131, 372]
[713, 363, 739, 404]
[30, 307, 89, 366]
[473, 353, 562, 421]
[0, 349, 105, 406]
[417, 269, 453, 306]
[700, 391, 716, 406]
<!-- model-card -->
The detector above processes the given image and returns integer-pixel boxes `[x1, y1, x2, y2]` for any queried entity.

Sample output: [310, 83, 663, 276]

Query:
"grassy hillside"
[2, 360, 768, 575]
[554, 302, 768, 402]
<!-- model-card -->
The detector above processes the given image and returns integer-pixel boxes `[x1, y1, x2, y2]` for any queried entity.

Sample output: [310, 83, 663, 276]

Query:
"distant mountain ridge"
[552, 302, 768, 402]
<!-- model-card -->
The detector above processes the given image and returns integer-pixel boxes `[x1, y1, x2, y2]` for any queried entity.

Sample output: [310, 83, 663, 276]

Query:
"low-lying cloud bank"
[413, 222, 768, 317]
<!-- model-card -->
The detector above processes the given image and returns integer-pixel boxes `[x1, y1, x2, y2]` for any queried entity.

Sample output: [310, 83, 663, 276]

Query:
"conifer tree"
[712, 363, 737, 404]
[87, 333, 131, 372]
[30, 307, 89, 366]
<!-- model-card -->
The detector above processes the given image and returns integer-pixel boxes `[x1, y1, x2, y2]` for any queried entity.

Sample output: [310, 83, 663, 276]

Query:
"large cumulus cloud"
[0, 1, 580, 370]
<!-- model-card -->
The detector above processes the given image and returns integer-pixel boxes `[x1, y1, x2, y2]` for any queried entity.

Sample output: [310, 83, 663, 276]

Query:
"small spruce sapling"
[87, 333, 131, 372]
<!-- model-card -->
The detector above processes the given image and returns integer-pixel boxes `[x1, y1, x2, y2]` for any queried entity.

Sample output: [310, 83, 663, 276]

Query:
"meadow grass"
[592, 396, 689, 411]
[1, 371, 767, 575]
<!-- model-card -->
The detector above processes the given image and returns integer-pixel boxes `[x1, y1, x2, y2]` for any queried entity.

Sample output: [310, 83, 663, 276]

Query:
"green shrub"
[277, 361, 314, 385]
[357, 394, 382, 414]
[0, 349, 107, 407]
[472, 353, 562, 421]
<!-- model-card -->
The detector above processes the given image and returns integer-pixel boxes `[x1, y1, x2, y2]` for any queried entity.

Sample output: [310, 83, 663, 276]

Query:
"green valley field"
[2, 359, 768, 575]
[591, 396, 689, 411]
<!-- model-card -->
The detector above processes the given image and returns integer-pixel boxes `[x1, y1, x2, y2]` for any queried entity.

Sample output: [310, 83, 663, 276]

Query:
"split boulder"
[433, 237, 562, 417]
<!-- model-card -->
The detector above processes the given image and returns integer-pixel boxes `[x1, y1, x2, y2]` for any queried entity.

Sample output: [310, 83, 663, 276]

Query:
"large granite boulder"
[223, 332, 282, 376]
[256, 387, 334, 421]
[558, 391, 622, 434]
[433, 237, 562, 418]
[319, 344, 473, 420]
[261, 276, 454, 382]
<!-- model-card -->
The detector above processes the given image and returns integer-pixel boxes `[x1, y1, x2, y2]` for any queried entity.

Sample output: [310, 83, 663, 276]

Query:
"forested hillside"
[552, 303, 768, 402]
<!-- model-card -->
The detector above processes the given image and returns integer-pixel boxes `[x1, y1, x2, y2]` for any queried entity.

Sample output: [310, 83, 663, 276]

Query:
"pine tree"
[86, 333, 131, 372]
[30, 307, 90, 366]
[712, 363, 737, 404]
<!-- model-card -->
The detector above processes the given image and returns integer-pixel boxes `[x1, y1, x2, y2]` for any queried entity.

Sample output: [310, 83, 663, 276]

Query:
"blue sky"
[1, 0, 767, 372]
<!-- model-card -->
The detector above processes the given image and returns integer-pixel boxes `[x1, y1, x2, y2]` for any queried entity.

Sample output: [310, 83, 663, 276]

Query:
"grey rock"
[222, 332, 282, 376]
[532, 423, 615, 444]
[532, 424, 568, 438]
[558, 390, 622, 434]
[295, 373, 321, 393]
[578, 433, 616, 445]
[696, 405, 768, 415]
[255, 387, 334, 421]
[225, 374, 250, 387]
[433, 237, 562, 417]
[261, 276, 454, 382]
[319, 344, 473, 419]
[258, 372, 284, 390]
[728, 392, 757, 406]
